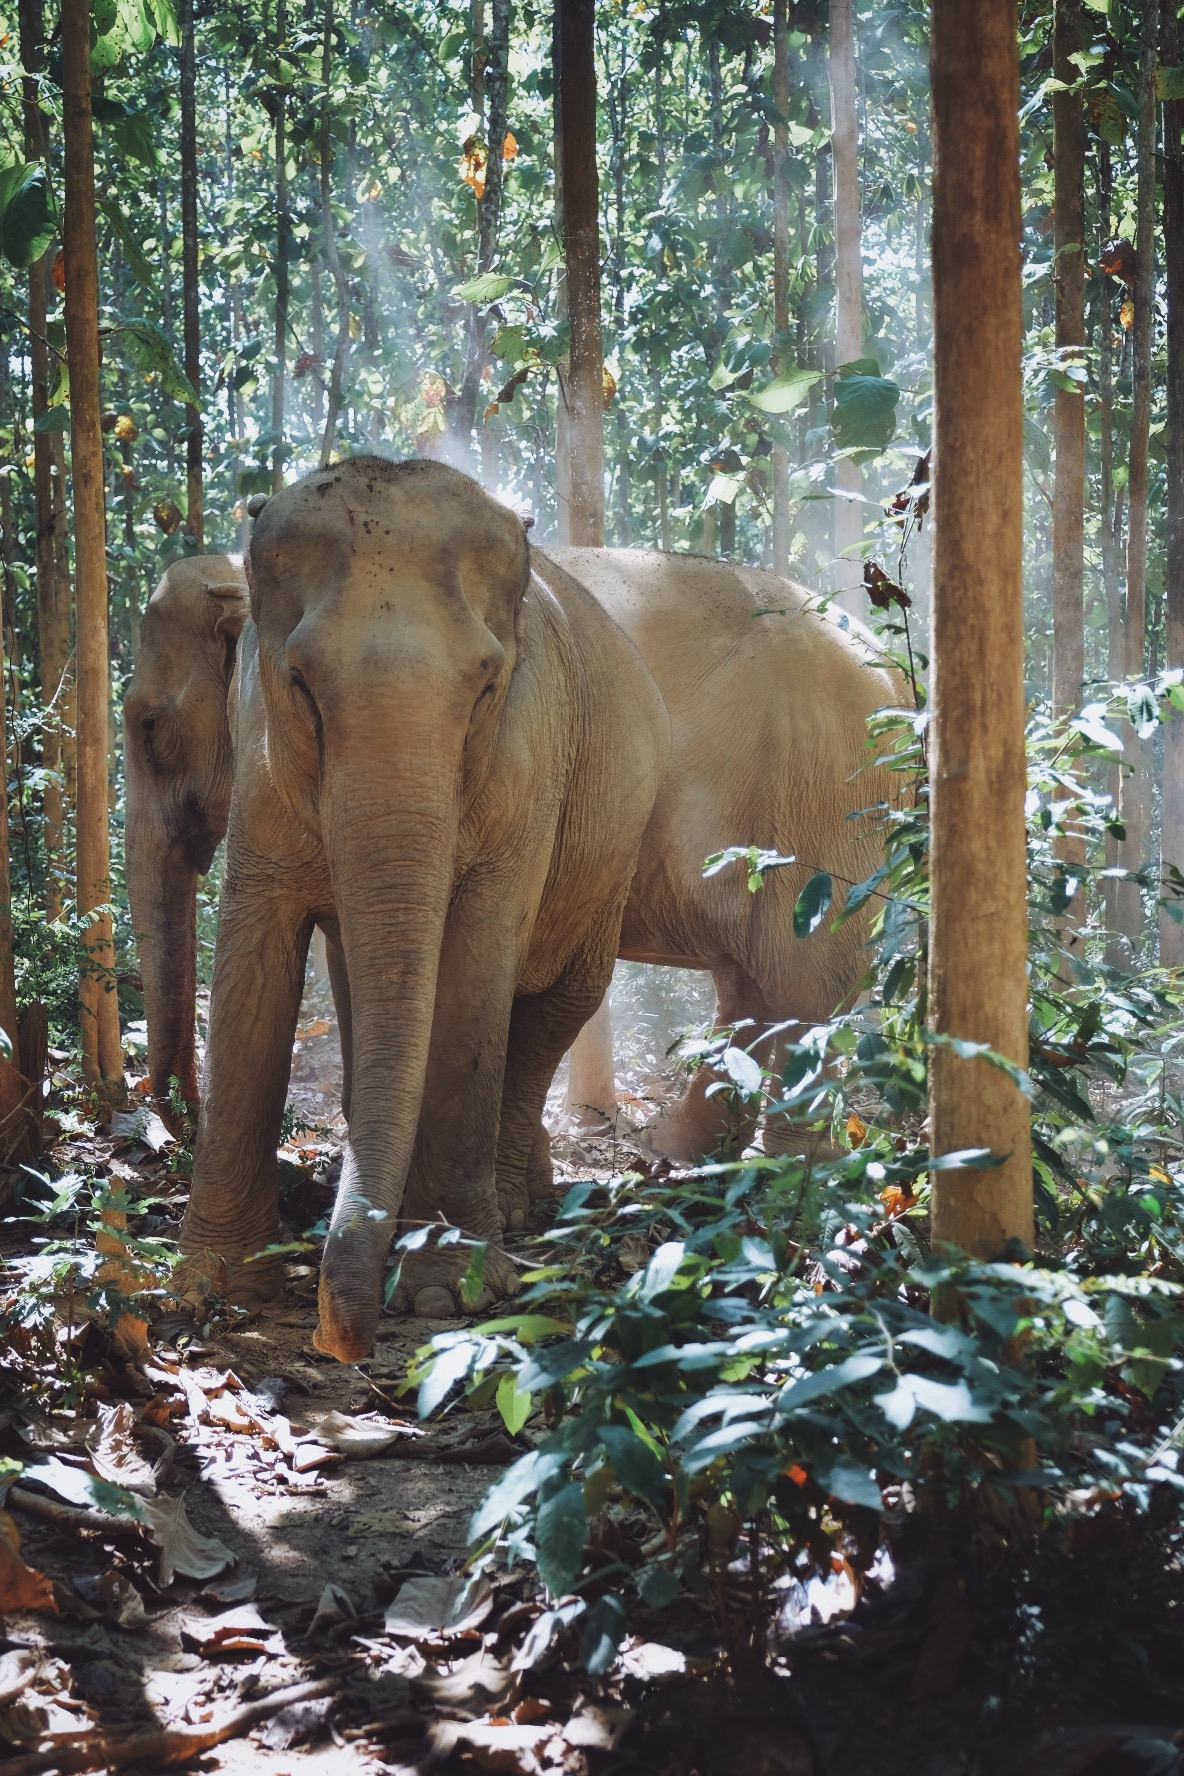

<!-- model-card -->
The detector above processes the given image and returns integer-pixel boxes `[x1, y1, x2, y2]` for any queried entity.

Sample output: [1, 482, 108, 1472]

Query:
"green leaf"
[580, 1594, 626, 1677]
[816, 1458, 882, 1511]
[598, 1423, 667, 1514]
[636, 1564, 680, 1608]
[93, 96, 158, 167]
[495, 1372, 532, 1436]
[417, 1341, 473, 1418]
[747, 365, 822, 414]
[33, 408, 70, 435]
[1156, 65, 1184, 101]
[452, 272, 515, 303]
[793, 870, 833, 938]
[534, 1481, 585, 1598]
[100, 197, 154, 286]
[109, 317, 199, 405]
[118, 0, 157, 53]
[832, 364, 900, 452]
[147, 0, 181, 44]
[776, 1352, 884, 1414]
[720, 1044, 763, 1099]
[0, 162, 55, 268]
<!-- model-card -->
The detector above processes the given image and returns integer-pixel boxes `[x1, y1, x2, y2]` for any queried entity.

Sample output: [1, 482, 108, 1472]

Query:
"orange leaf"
[503, 130, 518, 160]
[51, 249, 65, 292]
[846, 1113, 867, 1147]
[783, 1463, 808, 1487]
[602, 367, 617, 410]
[1120, 298, 1134, 330]
[0, 1511, 57, 1614]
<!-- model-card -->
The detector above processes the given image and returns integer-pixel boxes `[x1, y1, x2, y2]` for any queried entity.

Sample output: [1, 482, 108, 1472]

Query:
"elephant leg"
[389, 881, 524, 1319]
[178, 855, 314, 1304]
[643, 963, 775, 1163]
[319, 917, 353, 1124]
[564, 995, 617, 1126]
[497, 935, 620, 1232]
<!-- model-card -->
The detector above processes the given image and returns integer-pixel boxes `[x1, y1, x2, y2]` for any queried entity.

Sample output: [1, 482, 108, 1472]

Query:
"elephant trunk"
[314, 763, 459, 1362]
[125, 786, 200, 1103]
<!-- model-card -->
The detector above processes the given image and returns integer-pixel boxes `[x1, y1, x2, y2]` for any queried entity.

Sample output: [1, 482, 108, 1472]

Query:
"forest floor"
[2, 977, 1184, 1774]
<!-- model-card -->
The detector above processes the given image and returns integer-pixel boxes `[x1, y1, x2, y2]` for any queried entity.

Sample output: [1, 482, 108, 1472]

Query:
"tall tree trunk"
[318, 0, 351, 467]
[556, 0, 604, 549]
[453, 0, 510, 467]
[829, 0, 863, 604]
[63, 0, 122, 1085]
[553, 0, 571, 543]
[19, 0, 68, 919]
[609, 40, 630, 542]
[272, 0, 290, 494]
[928, 0, 1032, 1256]
[771, 0, 791, 573]
[1051, 0, 1086, 934]
[180, 0, 202, 545]
[653, 46, 669, 550]
[1162, 0, 1184, 964]
[557, 0, 613, 1121]
[1116, 0, 1158, 956]
[1098, 140, 1124, 959]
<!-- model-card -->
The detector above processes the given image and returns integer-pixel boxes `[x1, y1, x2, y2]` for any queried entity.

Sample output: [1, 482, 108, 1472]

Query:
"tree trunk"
[1115, 0, 1158, 957]
[62, 0, 122, 1086]
[829, 0, 863, 605]
[19, 0, 68, 920]
[318, 0, 351, 468]
[1162, 0, 1184, 964]
[272, 0, 290, 494]
[1050, 0, 1086, 931]
[928, 0, 1032, 1256]
[452, 0, 510, 467]
[556, 0, 605, 549]
[771, 0, 791, 573]
[557, 0, 613, 1120]
[553, 1, 571, 542]
[180, 0, 202, 545]
[1097, 140, 1125, 960]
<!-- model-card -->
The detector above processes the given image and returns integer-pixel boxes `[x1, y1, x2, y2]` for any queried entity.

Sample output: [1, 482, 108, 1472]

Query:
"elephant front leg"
[178, 867, 313, 1305]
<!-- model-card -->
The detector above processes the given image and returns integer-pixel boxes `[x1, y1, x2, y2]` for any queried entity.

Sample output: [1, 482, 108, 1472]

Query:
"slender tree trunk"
[272, 0, 290, 494]
[653, 47, 669, 551]
[19, 0, 67, 919]
[557, 0, 613, 1120]
[180, 0, 202, 544]
[452, 0, 510, 469]
[1162, 0, 1184, 965]
[829, 0, 864, 604]
[63, 0, 122, 1086]
[553, 0, 571, 543]
[928, 0, 1032, 1255]
[771, 0, 791, 573]
[1098, 141, 1125, 958]
[1051, 0, 1087, 934]
[609, 41, 630, 543]
[557, 0, 604, 549]
[1116, 0, 1158, 956]
[318, 0, 352, 467]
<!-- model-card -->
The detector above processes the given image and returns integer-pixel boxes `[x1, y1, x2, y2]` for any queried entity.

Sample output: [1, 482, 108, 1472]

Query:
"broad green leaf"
[470, 1448, 565, 1540]
[580, 1594, 626, 1676]
[816, 1458, 882, 1511]
[720, 1044, 763, 1099]
[33, 408, 69, 435]
[598, 1423, 667, 1514]
[776, 1352, 884, 1414]
[417, 1341, 472, 1418]
[100, 197, 154, 286]
[747, 365, 822, 414]
[495, 1372, 532, 1436]
[793, 870, 833, 938]
[905, 1375, 994, 1423]
[452, 272, 515, 303]
[0, 162, 55, 268]
[534, 1481, 585, 1598]
[1156, 65, 1184, 101]
[636, 1565, 680, 1608]
[109, 317, 200, 405]
[93, 97, 158, 168]
[832, 364, 900, 452]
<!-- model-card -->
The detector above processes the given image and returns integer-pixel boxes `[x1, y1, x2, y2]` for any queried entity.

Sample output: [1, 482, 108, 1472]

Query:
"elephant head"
[124, 556, 248, 1101]
[249, 457, 528, 1360]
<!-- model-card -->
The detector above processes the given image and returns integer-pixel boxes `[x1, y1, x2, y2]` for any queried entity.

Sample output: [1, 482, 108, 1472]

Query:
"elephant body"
[179, 459, 671, 1361]
[532, 547, 898, 1160]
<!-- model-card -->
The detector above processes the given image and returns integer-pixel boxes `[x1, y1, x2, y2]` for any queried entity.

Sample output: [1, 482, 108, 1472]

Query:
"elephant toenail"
[414, 1286, 459, 1319]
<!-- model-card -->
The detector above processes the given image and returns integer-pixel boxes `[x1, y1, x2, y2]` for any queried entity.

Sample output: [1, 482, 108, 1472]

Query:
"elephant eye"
[222, 633, 238, 680]
[141, 715, 157, 761]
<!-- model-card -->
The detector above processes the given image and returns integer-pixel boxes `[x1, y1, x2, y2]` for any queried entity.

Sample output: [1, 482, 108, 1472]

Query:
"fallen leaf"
[85, 1403, 158, 1495]
[846, 1113, 868, 1147]
[427, 1719, 553, 1774]
[180, 1602, 284, 1657]
[258, 1692, 334, 1751]
[96, 1569, 148, 1628]
[308, 1581, 356, 1637]
[0, 1512, 56, 1614]
[141, 1491, 236, 1587]
[20, 1457, 144, 1521]
[413, 1645, 515, 1712]
[0, 1648, 41, 1706]
[296, 1018, 331, 1041]
[109, 1106, 175, 1152]
[200, 1571, 257, 1605]
[619, 1641, 686, 1681]
[385, 1571, 493, 1641]
[563, 1705, 634, 1751]
[302, 1409, 416, 1459]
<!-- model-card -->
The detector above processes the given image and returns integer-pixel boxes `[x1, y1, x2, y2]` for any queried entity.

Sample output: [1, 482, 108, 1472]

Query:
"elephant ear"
[206, 580, 249, 643]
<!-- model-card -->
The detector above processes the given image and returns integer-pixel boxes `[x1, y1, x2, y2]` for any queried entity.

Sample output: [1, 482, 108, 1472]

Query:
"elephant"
[177, 457, 671, 1363]
[124, 555, 248, 1102]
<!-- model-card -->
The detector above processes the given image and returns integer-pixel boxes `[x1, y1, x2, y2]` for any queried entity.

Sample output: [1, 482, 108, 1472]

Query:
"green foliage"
[0, 162, 54, 268]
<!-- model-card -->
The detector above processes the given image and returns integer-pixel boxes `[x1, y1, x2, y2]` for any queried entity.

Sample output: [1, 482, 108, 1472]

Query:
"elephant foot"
[171, 1243, 286, 1312]
[640, 1099, 727, 1165]
[384, 1239, 520, 1320]
[497, 1125, 556, 1233]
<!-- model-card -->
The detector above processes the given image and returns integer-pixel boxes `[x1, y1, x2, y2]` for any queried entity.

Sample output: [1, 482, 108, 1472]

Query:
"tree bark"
[557, 0, 605, 549]
[1115, 0, 1158, 956]
[553, 0, 571, 543]
[272, 0, 290, 494]
[771, 0, 791, 573]
[452, 0, 510, 469]
[62, 0, 122, 1085]
[318, 0, 351, 468]
[829, 0, 863, 605]
[1162, 0, 1184, 964]
[19, 0, 68, 920]
[1050, 0, 1087, 935]
[928, 0, 1032, 1256]
[180, 0, 202, 545]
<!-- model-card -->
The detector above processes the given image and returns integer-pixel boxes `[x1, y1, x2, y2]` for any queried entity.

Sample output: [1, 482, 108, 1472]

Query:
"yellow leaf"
[846, 1113, 868, 1148]
[1120, 298, 1134, 330]
[503, 130, 518, 160]
[0, 1511, 56, 1614]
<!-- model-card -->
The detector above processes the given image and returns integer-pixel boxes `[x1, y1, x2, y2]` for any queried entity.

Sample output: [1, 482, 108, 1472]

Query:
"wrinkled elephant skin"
[179, 458, 670, 1363]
